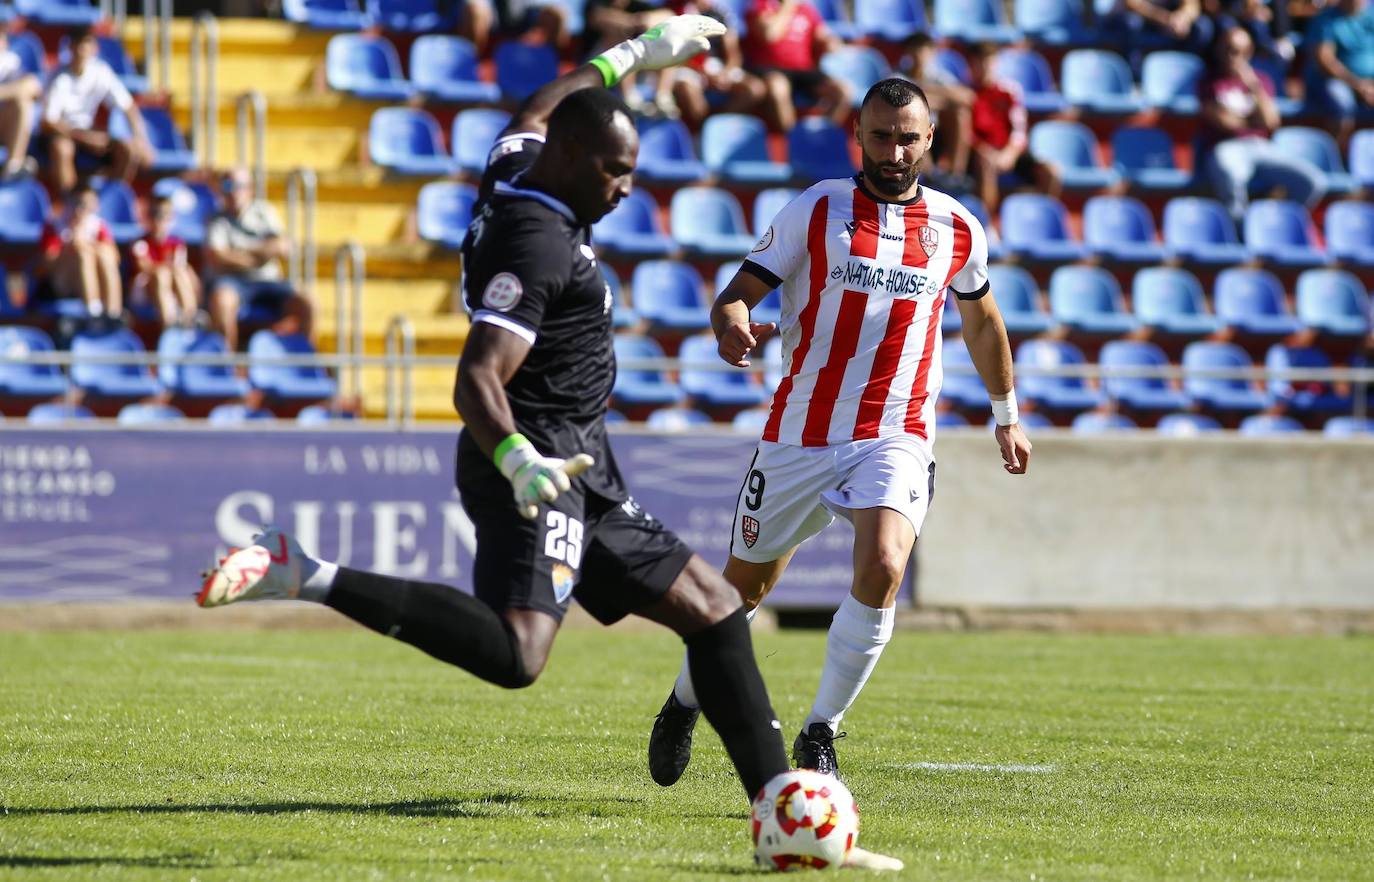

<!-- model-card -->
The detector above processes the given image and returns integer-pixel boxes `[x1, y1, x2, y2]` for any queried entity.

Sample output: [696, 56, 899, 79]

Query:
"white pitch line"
[903, 762, 1056, 773]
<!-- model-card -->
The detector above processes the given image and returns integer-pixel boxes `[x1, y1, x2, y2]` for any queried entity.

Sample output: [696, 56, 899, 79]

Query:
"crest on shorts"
[741, 515, 760, 548]
[551, 562, 575, 603]
[917, 225, 939, 258]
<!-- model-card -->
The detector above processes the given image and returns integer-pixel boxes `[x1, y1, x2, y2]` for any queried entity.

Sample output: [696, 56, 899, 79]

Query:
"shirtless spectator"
[38, 181, 122, 318]
[742, 0, 851, 131]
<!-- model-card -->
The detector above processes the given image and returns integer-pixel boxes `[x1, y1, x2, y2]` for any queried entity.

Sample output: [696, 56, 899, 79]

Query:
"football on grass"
[751, 770, 858, 871]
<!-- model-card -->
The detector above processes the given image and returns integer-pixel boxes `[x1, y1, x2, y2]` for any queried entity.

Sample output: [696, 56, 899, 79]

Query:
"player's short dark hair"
[547, 88, 634, 153]
[860, 78, 930, 116]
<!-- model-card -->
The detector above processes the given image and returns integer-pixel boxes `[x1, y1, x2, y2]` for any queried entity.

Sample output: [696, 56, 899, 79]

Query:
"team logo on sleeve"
[482, 272, 523, 312]
[918, 225, 939, 257]
[741, 515, 760, 548]
[751, 226, 775, 253]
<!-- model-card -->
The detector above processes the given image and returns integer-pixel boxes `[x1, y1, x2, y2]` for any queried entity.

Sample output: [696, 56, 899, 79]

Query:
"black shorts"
[748, 66, 830, 101]
[458, 473, 693, 625]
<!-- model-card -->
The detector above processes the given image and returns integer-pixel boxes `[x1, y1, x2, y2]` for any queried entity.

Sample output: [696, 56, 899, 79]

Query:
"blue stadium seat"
[631, 261, 710, 331]
[1271, 127, 1355, 194]
[1214, 267, 1303, 338]
[1029, 120, 1121, 190]
[1048, 265, 1140, 336]
[369, 107, 453, 176]
[788, 118, 855, 182]
[1238, 414, 1305, 436]
[1099, 339, 1189, 412]
[366, 0, 456, 32]
[602, 265, 638, 329]
[208, 403, 276, 425]
[753, 187, 800, 237]
[297, 404, 358, 424]
[671, 187, 755, 256]
[612, 334, 687, 406]
[97, 180, 144, 245]
[1349, 129, 1374, 189]
[157, 328, 250, 401]
[820, 47, 890, 107]
[942, 296, 962, 333]
[1323, 416, 1374, 437]
[759, 336, 784, 393]
[592, 189, 675, 257]
[1323, 200, 1374, 266]
[935, 0, 1020, 42]
[452, 108, 512, 174]
[152, 178, 217, 246]
[646, 406, 713, 431]
[1180, 341, 1269, 412]
[110, 107, 196, 173]
[14, 0, 99, 25]
[1264, 344, 1351, 414]
[326, 34, 412, 100]
[941, 336, 989, 408]
[1072, 411, 1138, 433]
[9, 30, 45, 78]
[931, 47, 971, 85]
[957, 193, 1002, 259]
[987, 264, 1055, 335]
[806, 0, 858, 39]
[1082, 195, 1167, 263]
[1156, 412, 1222, 435]
[730, 407, 769, 433]
[1162, 197, 1248, 265]
[117, 403, 185, 426]
[993, 48, 1065, 114]
[715, 262, 781, 325]
[247, 331, 338, 402]
[1013, 0, 1090, 44]
[999, 194, 1086, 262]
[1243, 199, 1327, 268]
[1294, 269, 1370, 337]
[852, 0, 928, 41]
[679, 333, 767, 407]
[0, 177, 50, 244]
[283, 0, 369, 29]
[1140, 51, 1204, 115]
[0, 326, 67, 401]
[1112, 126, 1191, 191]
[27, 402, 94, 424]
[410, 36, 501, 104]
[935, 409, 971, 429]
[494, 42, 558, 101]
[636, 118, 707, 183]
[702, 114, 791, 184]
[1061, 49, 1141, 114]
[1015, 338, 1103, 412]
[71, 328, 162, 401]
[417, 181, 477, 249]
[1131, 266, 1221, 337]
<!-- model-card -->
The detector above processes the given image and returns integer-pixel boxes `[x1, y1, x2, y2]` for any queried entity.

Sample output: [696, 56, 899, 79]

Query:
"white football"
[751, 770, 859, 871]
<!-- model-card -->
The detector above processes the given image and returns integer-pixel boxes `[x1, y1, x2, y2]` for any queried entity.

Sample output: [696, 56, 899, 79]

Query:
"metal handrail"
[190, 12, 219, 168]
[235, 91, 268, 200]
[334, 241, 366, 401]
[385, 315, 416, 428]
[158, 0, 172, 95]
[286, 168, 318, 294]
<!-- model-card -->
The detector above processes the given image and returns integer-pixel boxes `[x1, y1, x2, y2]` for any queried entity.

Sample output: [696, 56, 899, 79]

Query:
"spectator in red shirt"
[131, 195, 200, 329]
[38, 180, 122, 318]
[742, 0, 850, 131]
[967, 42, 1058, 212]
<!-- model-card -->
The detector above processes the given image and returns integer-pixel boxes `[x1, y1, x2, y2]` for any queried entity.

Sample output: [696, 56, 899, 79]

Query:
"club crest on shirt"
[482, 272, 523, 312]
[752, 226, 775, 253]
[487, 138, 524, 163]
[741, 515, 760, 548]
[551, 562, 575, 603]
[918, 225, 939, 257]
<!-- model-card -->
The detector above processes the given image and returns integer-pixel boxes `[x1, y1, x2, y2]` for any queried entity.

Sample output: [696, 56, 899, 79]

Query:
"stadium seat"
[13, 0, 99, 25]
[1099, 340, 1189, 412]
[1323, 416, 1374, 437]
[283, 0, 370, 29]
[820, 47, 891, 107]
[603, 265, 638, 329]
[999, 194, 1087, 262]
[1131, 266, 1221, 337]
[409, 36, 501, 104]
[1180, 341, 1270, 412]
[1349, 129, 1374, 189]
[753, 187, 800, 237]
[1015, 339, 1103, 412]
[987, 264, 1055, 335]
[110, 108, 196, 173]
[852, 0, 928, 41]
[1243, 200, 1327, 268]
[26, 402, 94, 424]
[993, 48, 1066, 114]
[1140, 51, 1204, 115]
[1061, 50, 1141, 114]
[1048, 265, 1140, 336]
[1264, 344, 1351, 414]
[734, 407, 772, 433]
[807, 0, 859, 39]
[96, 180, 144, 245]
[931, 47, 972, 85]
[957, 193, 1002, 259]
[247, 331, 338, 402]
[646, 406, 713, 431]
[207, 403, 276, 425]
[156, 328, 250, 402]
[941, 336, 990, 408]
[417, 182, 477, 249]
[368, 107, 453, 177]
[452, 109, 512, 174]
[935, 409, 971, 429]
[715, 262, 781, 325]
[636, 118, 708, 183]
[1322, 200, 1374, 266]
[1029, 120, 1121, 190]
[1155, 412, 1222, 435]
[116, 403, 185, 426]
[1271, 127, 1355, 194]
[0, 326, 67, 402]
[1013, 0, 1090, 45]
[494, 42, 558, 101]
[631, 261, 710, 331]
[592, 189, 675, 257]
[612, 334, 686, 406]
[1295, 269, 1370, 337]
[152, 178, 216, 246]
[71, 327, 162, 402]
[942, 296, 962, 333]
[9, 30, 46, 78]
[1214, 268, 1303, 338]
[297, 404, 358, 424]
[678, 334, 768, 407]
[788, 118, 855, 182]
[935, 0, 1020, 42]
[366, 0, 456, 32]
[1071, 411, 1139, 433]
[1238, 413, 1305, 435]
[1082, 195, 1167, 263]
[671, 187, 755, 256]
[1112, 126, 1192, 191]
[701, 114, 791, 183]
[0, 177, 51, 244]
[1162, 197, 1248, 265]
[326, 34, 413, 101]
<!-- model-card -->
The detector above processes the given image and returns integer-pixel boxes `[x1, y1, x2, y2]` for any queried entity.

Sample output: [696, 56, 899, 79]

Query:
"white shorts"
[730, 436, 936, 564]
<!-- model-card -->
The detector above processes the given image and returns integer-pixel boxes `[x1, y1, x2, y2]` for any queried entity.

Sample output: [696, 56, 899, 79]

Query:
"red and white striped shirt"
[742, 178, 988, 447]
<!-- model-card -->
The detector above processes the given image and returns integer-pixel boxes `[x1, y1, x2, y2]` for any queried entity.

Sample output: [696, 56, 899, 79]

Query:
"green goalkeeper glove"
[591, 14, 727, 87]
[494, 433, 595, 520]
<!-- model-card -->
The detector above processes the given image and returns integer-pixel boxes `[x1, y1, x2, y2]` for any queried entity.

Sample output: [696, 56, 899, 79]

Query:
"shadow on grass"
[1, 855, 214, 869]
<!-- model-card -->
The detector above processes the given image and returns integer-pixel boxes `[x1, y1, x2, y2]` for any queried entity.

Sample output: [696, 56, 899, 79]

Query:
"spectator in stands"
[1208, 0, 1295, 63]
[1201, 24, 1325, 221]
[0, 31, 42, 180]
[206, 167, 313, 352]
[741, 0, 851, 131]
[1308, 0, 1374, 124]
[131, 195, 200, 329]
[40, 26, 152, 195]
[900, 33, 973, 188]
[1098, 0, 1215, 55]
[585, 0, 677, 115]
[37, 180, 122, 319]
[666, 0, 767, 128]
[460, 0, 570, 56]
[967, 42, 1059, 213]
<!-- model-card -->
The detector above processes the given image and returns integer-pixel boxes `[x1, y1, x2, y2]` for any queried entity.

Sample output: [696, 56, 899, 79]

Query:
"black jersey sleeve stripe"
[953, 280, 991, 301]
[473, 310, 537, 344]
[739, 259, 784, 292]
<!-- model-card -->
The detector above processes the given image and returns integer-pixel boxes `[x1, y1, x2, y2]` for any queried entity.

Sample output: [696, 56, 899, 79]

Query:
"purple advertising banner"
[0, 427, 903, 607]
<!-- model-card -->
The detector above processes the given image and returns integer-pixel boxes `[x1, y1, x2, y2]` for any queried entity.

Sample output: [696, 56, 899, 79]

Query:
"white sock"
[803, 595, 895, 735]
[298, 558, 337, 602]
[672, 605, 758, 710]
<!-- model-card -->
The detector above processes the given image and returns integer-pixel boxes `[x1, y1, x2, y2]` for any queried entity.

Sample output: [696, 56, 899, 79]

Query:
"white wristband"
[991, 393, 1019, 427]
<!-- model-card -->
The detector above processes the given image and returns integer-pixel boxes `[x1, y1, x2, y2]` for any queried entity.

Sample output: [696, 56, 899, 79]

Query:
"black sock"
[325, 567, 530, 689]
[685, 607, 790, 799]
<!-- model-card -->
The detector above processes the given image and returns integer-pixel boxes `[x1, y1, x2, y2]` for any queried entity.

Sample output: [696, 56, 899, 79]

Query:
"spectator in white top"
[0, 31, 42, 180]
[40, 26, 152, 194]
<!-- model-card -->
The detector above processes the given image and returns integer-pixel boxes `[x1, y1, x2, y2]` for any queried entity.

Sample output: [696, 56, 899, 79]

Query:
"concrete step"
[204, 126, 360, 173]
[309, 242, 461, 281]
[316, 313, 469, 357]
[123, 18, 333, 58]
[263, 166, 432, 207]
[268, 198, 411, 248]
[313, 277, 455, 318]
[357, 364, 462, 420]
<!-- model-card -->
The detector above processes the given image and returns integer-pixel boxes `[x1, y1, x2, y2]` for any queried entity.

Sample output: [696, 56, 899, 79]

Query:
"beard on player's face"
[860, 148, 921, 198]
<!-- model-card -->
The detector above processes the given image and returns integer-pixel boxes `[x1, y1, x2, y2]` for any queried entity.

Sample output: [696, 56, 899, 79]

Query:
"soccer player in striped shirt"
[650, 78, 1032, 782]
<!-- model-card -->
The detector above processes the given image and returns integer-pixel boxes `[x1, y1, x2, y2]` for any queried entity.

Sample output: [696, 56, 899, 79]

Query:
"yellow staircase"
[123, 17, 468, 420]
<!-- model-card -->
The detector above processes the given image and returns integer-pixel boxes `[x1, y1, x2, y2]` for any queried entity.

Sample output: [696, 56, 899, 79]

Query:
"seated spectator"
[461, 0, 570, 56]
[1208, 0, 1295, 63]
[667, 0, 766, 128]
[0, 31, 42, 180]
[585, 0, 676, 115]
[900, 34, 973, 186]
[742, 0, 851, 131]
[1201, 24, 1325, 220]
[1307, 0, 1374, 125]
[131, 195, 199, 329]
[40, 26, 152, 195]
[967, 43, 1059, 212]
[1098, 0, 1215, 55]
[206, 167, 313, 352]
[37, 180, 122, 318]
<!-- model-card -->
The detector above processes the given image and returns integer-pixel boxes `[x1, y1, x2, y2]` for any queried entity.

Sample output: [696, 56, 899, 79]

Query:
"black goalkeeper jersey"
[456, 131, 626, 501]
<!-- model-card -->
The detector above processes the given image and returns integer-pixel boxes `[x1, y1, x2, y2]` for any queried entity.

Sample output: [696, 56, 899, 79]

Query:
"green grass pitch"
[1, 626, 1371, 880]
